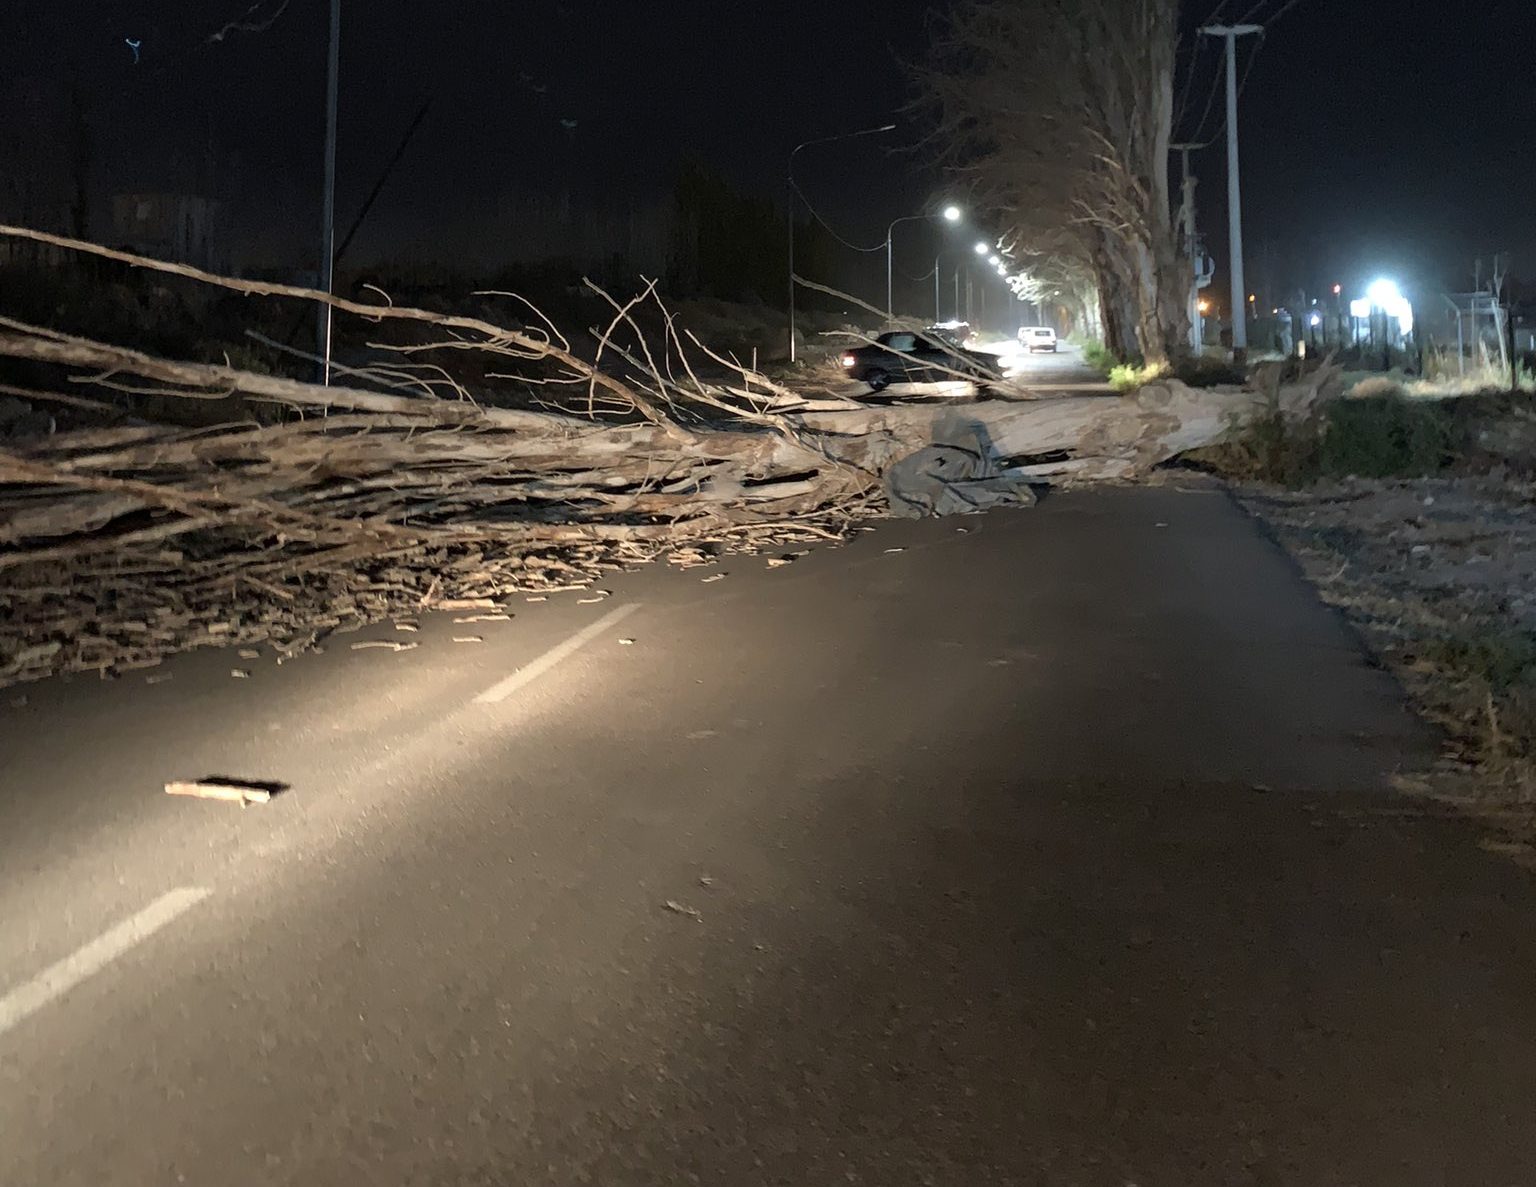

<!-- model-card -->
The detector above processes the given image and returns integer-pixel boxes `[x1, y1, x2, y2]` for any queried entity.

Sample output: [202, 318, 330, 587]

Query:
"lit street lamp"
[973, 242, 989, 255]
[886, 204, 963, 319]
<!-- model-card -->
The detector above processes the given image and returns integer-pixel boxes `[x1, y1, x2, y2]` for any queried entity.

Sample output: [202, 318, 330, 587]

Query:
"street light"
[787, 122, 897, 361]
[988, 255, 1000, 266]
[318, 0, 341, 385]
[886, 204, 963, 319]
[973, 242, 989, 255]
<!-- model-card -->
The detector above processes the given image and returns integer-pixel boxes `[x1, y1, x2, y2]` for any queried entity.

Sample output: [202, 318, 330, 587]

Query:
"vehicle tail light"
[840, 353, 856, 368]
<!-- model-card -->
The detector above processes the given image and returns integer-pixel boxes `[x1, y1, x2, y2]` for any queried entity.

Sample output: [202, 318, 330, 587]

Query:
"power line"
[1172, 37, 1205, 132]
[788, 177, 887, 254]
[1184, 47, 1227, 143]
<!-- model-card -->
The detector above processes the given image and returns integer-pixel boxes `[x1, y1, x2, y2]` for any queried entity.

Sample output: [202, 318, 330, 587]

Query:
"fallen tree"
[0, 227, 1340, 688]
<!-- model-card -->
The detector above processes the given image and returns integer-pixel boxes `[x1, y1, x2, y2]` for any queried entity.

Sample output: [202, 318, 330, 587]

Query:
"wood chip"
[701, 573, 728, 583]
[525, 595, 548, 603]
[165, 780, 273, 807]
[883, 547, 905, 554]
[663, 899, 702, 920]
[618, 638, 635, 645]
[394, 621, 420, 632]
[238, 648, 261, 659]
[452, 635, 483, 644]
[453, 613, 510, 623]
[437, 597, 497, 610]
[350, 640, 417, 652]
[231, 668, 251, 678]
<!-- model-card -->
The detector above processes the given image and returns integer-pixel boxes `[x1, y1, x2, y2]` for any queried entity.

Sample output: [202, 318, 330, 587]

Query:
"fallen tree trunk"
[0, 225, 1339, 688]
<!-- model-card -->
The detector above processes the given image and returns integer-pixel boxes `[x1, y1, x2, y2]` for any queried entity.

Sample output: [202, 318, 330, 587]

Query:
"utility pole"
[318, 0, 341, 385]
[1199, 23, 1261, 365]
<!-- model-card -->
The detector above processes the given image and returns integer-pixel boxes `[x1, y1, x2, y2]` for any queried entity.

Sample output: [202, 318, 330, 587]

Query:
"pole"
[318, 0, 340, 386]
[954, 267, 960, 321]
[885, 228, 893, 320]
[934, 257, 941, 322]
[787, 175, 796, 362]
[1200, 23, 1261, 366]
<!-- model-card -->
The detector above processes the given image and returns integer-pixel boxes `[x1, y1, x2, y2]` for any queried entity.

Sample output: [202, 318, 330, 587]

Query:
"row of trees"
[922, 0, 1189, 364]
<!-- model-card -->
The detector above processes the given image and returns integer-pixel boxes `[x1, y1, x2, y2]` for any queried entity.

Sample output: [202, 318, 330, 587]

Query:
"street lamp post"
[886, 205, 960, 320]
[787, 123, 895, 362]
[318, 0, 340, 386]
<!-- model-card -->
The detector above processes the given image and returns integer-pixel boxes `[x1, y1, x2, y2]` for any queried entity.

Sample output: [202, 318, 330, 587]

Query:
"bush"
[1108, 361, 1169, 393]
[1174, 355, 1246, 387]
[1076, 338, 1119, 375]
[1196, 392, 1463, 486]
[1318, 395, 1461, 478]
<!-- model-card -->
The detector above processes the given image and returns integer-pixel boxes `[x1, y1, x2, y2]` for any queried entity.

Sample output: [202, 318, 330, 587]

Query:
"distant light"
[1308, 312, 1322, 326]
[1248, 294, 1256, 303]
[973, 242, 988, 255]
[1349, 298, 1371, 319]
[1331, 283, 1342, 295]
[1365, 278, 1402, 307]
[1198, 299, 1210, 313]
[942, 205, 962, 222]
[988, 255, 1000, 266]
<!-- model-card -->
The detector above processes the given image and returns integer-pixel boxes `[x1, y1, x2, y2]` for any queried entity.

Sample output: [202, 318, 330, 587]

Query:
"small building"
[111, 192, 222, 269]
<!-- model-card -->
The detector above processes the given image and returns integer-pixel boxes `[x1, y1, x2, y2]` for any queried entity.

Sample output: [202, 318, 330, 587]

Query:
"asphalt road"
[994, 340, 1112, 395]
[5, 486, 1536, 1185]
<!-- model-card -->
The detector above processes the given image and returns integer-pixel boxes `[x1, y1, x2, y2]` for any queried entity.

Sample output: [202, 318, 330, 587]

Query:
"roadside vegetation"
[1214, 386, 1536, 836]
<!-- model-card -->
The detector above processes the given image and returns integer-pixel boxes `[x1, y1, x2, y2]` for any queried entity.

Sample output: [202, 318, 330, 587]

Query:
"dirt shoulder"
[1238, 473, 1536, 860]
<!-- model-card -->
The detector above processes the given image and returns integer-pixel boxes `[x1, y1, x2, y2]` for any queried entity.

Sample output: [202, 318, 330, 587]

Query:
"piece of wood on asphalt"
[230, 668, 251, 678]
[350, 640, 417, 652]
[618, 638, 635, 646]
[701, 573, 728, 583]
[165, 779, 281, 807]
[663, 899, 702, 920]
[452, 635, 483, 644]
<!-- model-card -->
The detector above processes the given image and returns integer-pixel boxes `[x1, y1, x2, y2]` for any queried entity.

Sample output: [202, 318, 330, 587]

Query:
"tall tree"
[922, 0, 1189, 364]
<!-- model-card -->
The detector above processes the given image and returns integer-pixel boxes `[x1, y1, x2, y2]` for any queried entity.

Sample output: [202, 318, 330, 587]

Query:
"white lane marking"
[474, 604, 641, 705]
[0, 887, 211, 1038]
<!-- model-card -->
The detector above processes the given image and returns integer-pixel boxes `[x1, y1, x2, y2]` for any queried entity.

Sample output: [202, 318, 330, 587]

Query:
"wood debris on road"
[0, 226, 1345, 692]
[164, 779, 275, 807]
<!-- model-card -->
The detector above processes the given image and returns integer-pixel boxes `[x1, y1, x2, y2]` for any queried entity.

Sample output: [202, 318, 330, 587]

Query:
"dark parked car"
[840, 330, 1004, 392]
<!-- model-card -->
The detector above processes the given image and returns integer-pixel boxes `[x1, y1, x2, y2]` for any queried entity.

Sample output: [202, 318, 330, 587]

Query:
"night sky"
[2, 0, 1531, 302]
